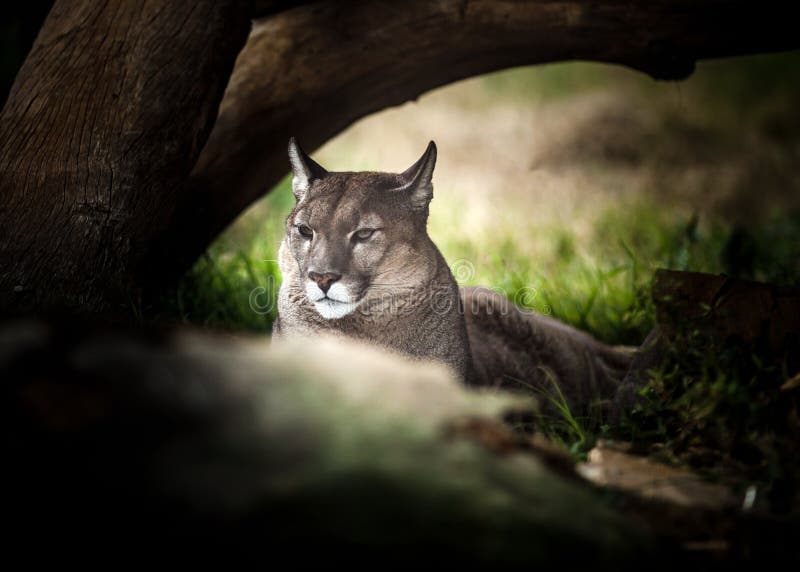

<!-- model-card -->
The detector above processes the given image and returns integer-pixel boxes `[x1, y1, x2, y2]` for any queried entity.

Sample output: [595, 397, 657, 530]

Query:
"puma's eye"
[353, 228, 376, 242]
[295, 224, 313, 239]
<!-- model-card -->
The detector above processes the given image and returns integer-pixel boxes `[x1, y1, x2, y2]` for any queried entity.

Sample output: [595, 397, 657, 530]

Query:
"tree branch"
[168, 0, 798, 272]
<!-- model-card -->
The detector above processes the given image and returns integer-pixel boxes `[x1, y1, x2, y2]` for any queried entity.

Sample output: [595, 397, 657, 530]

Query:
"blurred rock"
[0, 320, 645, 564]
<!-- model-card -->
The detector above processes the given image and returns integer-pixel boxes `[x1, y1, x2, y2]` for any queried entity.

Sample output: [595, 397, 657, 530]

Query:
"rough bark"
[0, 0, 251, 314]
[171, 0, 799, 275]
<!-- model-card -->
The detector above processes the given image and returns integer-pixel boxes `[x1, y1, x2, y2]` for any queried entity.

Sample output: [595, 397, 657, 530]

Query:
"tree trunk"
[0, 0, 251, 315]
[1, 0, 797, 315]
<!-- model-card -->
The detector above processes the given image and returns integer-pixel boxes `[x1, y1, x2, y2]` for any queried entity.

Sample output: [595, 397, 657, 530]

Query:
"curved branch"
[168, 0, 798, 271]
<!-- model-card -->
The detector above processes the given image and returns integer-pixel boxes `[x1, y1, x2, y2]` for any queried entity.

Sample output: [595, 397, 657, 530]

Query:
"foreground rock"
[1, 321, 644, 564]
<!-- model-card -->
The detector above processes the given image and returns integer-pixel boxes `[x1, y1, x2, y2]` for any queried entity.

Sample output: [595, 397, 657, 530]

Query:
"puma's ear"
[288, 137, 328, 201]
[397, 141, 437, 210]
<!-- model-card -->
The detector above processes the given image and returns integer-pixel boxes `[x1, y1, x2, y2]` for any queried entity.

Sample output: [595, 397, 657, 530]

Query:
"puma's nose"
[308, 271, 341, 294]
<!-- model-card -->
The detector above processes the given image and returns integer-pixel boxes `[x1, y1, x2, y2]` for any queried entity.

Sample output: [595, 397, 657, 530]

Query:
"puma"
[274, 139, 631, 410]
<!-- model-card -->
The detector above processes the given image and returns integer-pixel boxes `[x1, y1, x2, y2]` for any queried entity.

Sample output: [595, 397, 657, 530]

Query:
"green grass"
[158, 184, 800, 347]
[163, 195, 709, 337]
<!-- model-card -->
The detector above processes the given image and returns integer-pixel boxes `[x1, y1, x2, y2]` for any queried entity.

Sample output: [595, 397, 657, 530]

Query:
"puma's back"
[461, 286, 631, 408]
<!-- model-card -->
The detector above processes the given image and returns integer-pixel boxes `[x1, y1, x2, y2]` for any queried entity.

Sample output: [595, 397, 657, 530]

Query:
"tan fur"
[276, 140, 631, 410]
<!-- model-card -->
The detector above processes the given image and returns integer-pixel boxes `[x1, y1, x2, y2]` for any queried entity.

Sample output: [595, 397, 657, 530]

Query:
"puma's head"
[284, 138, 437, 320]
